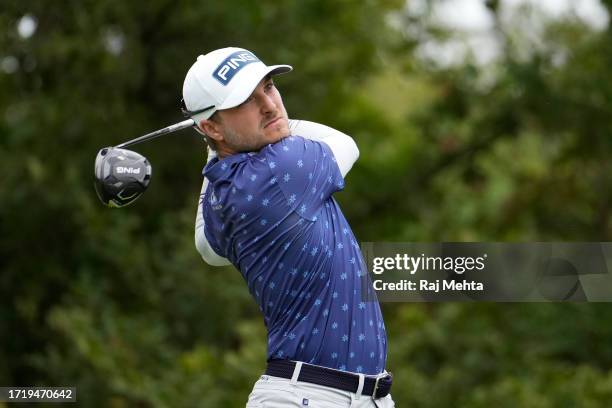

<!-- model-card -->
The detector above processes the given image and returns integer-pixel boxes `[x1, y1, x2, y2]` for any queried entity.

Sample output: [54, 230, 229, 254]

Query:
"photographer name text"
[373, 279, 483, 292]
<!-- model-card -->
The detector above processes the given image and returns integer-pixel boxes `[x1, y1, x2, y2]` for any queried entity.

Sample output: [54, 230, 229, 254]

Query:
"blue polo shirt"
[201, 136, 387, 374]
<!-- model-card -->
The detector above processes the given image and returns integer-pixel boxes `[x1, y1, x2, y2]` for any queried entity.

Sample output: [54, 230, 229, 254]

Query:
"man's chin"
[239, 135, 288, 153]
[264, 123, 290, 143]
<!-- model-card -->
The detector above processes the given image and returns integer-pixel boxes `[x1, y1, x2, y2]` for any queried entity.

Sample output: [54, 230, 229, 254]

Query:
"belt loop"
[355, 373, 365, 400]
[290, 361, 303, 385]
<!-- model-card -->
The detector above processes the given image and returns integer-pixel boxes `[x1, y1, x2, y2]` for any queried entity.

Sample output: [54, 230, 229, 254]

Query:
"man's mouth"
[264, 117, 281, 129]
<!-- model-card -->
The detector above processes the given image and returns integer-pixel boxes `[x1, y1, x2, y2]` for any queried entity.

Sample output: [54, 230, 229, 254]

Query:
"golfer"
[182, 47, 394, 407]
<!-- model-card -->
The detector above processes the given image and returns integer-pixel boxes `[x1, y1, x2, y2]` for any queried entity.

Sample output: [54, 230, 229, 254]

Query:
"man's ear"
[199, 119, 223, 142]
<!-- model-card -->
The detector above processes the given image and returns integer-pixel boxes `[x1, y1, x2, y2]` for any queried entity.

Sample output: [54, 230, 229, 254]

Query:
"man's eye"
[265, 82, 275, 91]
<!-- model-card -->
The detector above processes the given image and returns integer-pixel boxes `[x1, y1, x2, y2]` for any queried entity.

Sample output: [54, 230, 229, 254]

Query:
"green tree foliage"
[1, 0, 611, 406]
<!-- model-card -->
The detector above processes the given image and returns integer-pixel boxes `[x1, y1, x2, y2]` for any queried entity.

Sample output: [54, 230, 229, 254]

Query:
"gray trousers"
[246, 366, 395, 408]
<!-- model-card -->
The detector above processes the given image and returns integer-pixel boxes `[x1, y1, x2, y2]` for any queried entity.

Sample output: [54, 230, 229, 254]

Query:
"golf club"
[116, 119, 195, 148]
[94, 118, 196, 208]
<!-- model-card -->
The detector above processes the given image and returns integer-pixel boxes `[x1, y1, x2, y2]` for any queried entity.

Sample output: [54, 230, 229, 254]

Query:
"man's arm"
[288, 119, 359, 177]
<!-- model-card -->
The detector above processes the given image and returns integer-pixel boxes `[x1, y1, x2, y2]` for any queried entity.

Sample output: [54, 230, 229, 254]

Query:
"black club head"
[94, 147, 152, 208]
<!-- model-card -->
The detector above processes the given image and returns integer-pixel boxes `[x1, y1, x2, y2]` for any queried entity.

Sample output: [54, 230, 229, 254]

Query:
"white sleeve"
[288, 119, 359, 177]
[195, 149, 232, 266]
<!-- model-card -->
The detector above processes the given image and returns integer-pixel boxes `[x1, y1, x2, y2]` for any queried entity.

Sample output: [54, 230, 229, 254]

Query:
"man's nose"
[259, 92, 276, 114]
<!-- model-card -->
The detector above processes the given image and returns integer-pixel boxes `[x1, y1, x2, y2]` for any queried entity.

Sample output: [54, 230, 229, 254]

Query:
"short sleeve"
[265, 136, 345, 221]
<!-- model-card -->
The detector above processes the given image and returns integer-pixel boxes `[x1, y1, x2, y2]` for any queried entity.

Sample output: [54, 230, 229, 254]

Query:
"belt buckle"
[373, 372, 392, 399]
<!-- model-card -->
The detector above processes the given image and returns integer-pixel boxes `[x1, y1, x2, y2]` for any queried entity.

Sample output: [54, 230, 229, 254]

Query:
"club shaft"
[116, 119, 195, 148]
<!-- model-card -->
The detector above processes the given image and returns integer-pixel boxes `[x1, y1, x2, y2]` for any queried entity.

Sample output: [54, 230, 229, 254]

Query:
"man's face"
[215, 76, 290, 153]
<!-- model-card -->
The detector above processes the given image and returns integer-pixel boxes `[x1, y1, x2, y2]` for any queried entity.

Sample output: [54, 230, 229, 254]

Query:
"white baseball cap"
[182, 47, 292, 123]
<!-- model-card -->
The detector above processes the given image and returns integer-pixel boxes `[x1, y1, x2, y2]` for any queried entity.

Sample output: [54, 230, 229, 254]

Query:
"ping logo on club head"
[116, 166, 141, 174]
[213, 51, 260, 85]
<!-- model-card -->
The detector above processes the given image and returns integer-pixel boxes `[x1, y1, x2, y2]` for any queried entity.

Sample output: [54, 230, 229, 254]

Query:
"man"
[182, 47, 394, 407]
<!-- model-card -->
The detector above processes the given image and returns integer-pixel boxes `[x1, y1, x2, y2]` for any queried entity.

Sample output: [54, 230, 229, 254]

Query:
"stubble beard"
[223, 116, 290, 153]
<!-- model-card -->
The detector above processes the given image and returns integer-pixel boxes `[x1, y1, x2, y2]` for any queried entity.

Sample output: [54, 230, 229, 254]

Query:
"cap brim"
[218, 64, 292, 110]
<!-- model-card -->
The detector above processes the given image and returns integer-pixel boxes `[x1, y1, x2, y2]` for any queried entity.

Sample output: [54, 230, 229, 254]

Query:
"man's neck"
[216, 145, 237, 160]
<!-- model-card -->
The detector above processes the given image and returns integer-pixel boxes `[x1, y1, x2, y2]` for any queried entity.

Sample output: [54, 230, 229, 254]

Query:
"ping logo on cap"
[213, 51, 260, 85]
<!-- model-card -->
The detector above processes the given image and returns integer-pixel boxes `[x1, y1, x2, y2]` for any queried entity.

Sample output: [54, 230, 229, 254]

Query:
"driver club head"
[94, 147, 152, 207]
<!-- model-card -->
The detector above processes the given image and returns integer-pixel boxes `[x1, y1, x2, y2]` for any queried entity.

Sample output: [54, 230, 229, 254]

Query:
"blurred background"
[2, 0, 612, 406]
